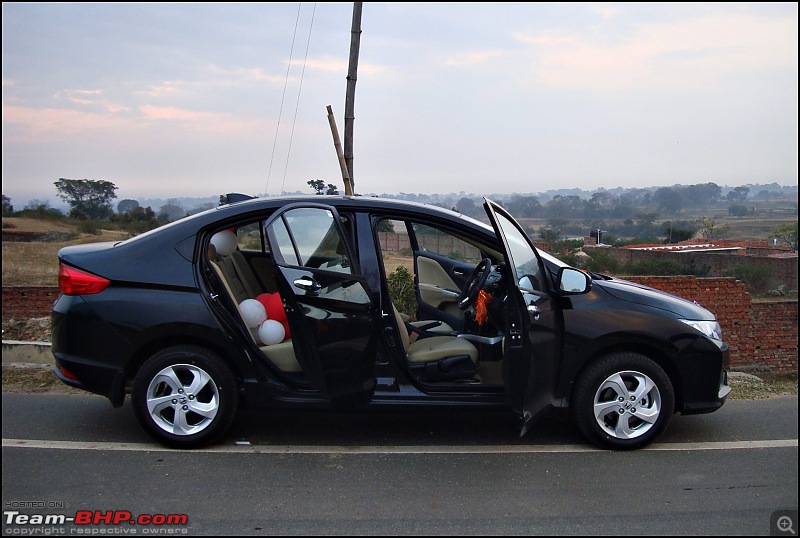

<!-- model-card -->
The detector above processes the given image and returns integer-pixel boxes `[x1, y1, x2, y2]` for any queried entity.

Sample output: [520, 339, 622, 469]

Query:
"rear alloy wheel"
[132, 346, 238, 449]
[572, 352, 674, 450]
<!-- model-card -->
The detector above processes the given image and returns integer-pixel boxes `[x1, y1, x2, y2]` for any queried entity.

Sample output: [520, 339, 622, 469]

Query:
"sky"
[2, 2, 798, 208]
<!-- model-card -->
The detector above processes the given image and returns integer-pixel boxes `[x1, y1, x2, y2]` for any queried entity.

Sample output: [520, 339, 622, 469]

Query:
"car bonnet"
[594, 278, 717, 320]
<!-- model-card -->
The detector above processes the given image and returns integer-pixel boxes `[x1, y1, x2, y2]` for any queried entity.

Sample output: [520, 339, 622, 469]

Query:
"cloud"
[514, 12, 797, 91]
[2, 101, 265, 143]
[137, 84, 181, 98]
[294, 56, 347, 73]
[445, 49, 507, 67]
[137, 105, 265, 135]
[2, 105, 131, 141]
[53, 88, 105, 106]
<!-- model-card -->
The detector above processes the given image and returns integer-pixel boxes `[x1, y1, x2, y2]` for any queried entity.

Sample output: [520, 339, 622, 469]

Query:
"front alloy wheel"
[572, 352, 674, 450]
[132, 346, 238, 449]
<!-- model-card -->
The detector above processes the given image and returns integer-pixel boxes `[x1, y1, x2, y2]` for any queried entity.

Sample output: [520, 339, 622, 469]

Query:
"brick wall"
[749, 301, 799, 372]
[2, 283, 797, 372]
[2, 286, 60, 320]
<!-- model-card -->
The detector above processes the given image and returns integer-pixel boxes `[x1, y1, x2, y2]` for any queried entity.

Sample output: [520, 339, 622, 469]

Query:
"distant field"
[2, 217, 76, 234]
[2, 209, 796, 286]
[2, 218, 127, 286]
[516, 213, 796, 243]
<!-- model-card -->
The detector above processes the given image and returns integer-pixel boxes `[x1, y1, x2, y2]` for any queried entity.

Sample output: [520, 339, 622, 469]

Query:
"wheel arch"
[564, 341, 685, 413]
[119, 327, 254, 404]
[130, 343, 241, 449]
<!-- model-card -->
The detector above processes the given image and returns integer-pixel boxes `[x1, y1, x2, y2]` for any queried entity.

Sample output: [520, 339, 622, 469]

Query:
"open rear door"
[483, 199, 561, 435]
[264, 203, 378, 407]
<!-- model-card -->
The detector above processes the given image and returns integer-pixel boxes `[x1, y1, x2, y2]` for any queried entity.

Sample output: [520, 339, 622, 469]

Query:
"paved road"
[2, 393, 798, 535]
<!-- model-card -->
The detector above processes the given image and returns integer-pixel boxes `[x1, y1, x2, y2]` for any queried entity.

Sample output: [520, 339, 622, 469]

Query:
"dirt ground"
[2, 316, 51, 341]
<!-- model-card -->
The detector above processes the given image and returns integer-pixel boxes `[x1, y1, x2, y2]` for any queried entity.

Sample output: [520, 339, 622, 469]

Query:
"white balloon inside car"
[210, 230, 238, 256]
[258, 319, 286, 346]
[239, 299, 267, 328]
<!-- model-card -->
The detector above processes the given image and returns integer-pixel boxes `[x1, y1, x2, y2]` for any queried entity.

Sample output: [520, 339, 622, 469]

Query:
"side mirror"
[557, 267, 591, 294]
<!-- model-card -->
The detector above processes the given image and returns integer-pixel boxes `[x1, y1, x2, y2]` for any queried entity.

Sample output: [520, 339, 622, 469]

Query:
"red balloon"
[266, 293, 287, 322]
[256, 293, 272, 312]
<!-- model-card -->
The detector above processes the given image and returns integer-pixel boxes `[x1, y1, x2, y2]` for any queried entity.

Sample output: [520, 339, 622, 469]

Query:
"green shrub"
[723, 264, 773, 295]
[622, 259, 683, 276]
[387, 266, 417, 320]
[240, 235, 262, 250]
[584, 250, 621, 274]
[77, 219, 102, 235]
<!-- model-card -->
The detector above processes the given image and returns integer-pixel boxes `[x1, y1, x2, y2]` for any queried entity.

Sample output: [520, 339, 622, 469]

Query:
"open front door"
[484, 199, 561, 435]
[264, 204, 378, 407]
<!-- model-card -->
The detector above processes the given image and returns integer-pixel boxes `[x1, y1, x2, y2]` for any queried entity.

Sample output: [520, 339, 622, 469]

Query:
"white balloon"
[258, 319, 286, 346]
[239, 299, 267, 328]
[210, 230, 238, 256]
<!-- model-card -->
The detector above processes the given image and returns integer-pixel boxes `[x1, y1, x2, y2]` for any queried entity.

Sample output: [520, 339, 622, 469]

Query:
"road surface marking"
[2, 438, 797, 453]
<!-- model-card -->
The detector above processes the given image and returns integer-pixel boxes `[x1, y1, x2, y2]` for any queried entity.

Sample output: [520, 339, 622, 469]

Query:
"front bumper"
[679, 339, 731, 415]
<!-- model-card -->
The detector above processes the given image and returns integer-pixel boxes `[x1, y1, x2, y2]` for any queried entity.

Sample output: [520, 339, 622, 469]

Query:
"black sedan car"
[52, 196, 731, 449]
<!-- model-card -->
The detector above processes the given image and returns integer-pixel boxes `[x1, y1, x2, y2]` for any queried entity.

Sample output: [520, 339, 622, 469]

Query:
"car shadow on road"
[227, 404, 587, 448]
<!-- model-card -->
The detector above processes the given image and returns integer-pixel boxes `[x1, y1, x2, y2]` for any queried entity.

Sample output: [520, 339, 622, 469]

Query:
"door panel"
[417, 256, 462, 312]
[415, 254, 475, 329]
[483, 199, 561, 434]
[264, 204, 378, 405]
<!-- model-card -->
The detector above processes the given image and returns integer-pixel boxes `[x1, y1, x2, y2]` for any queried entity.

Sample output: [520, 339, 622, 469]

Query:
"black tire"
[572, 352, 675, 450]
[132, 346, 239, 449]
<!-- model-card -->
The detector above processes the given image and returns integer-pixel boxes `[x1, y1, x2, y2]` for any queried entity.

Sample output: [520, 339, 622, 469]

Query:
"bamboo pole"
[326, 105, 353, 196]
[344, 2, 362, 194]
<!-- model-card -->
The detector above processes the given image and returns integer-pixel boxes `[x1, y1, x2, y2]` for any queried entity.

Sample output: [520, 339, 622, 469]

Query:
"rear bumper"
[53, 353, 127, 407]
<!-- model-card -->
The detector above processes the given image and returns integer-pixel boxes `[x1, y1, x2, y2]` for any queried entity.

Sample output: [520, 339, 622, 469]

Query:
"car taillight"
[59, 365, 79, 380]
[58, 264, 110, 295]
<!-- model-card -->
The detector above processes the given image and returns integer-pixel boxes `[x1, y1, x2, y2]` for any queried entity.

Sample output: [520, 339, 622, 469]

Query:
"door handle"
[293, 276, 321, 294]
[527, 304, 540, 320]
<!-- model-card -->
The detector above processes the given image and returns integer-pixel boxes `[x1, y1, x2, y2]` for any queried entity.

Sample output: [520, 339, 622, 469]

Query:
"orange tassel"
[475, 290, 492, 326]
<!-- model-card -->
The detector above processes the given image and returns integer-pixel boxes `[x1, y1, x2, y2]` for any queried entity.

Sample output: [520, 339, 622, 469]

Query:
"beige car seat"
[392, 306, 478, 382]
[207, 244, 301, 373]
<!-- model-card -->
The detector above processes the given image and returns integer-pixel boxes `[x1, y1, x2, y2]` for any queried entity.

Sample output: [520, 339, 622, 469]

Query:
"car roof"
[210, 194, 494, 232]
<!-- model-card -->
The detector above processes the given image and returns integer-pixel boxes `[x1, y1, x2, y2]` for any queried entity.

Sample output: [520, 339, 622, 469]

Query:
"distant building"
[618, 239, 793, 257]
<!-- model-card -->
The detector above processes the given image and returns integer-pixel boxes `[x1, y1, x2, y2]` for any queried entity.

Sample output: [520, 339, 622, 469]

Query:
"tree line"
[1, 178, 796, 251]
[1, 178, 217, 235]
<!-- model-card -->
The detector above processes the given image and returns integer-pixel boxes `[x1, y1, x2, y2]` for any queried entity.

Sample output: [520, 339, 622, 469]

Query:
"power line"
[265, 3, 302, 196]
[281, 3, 316, 196]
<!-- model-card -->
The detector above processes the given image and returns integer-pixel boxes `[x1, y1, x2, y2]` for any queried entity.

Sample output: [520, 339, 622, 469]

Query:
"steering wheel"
[459, 258, 493, 309]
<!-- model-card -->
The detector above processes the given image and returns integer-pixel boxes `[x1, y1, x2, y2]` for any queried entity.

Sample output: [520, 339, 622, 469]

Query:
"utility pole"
[343, 2, 362, 194]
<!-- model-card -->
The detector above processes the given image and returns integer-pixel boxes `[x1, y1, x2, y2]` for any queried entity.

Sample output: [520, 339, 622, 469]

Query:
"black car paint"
[52, 196, 729, 432]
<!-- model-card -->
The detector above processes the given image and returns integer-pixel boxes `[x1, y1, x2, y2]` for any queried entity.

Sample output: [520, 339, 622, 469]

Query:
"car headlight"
[680, 319, 723, 341]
